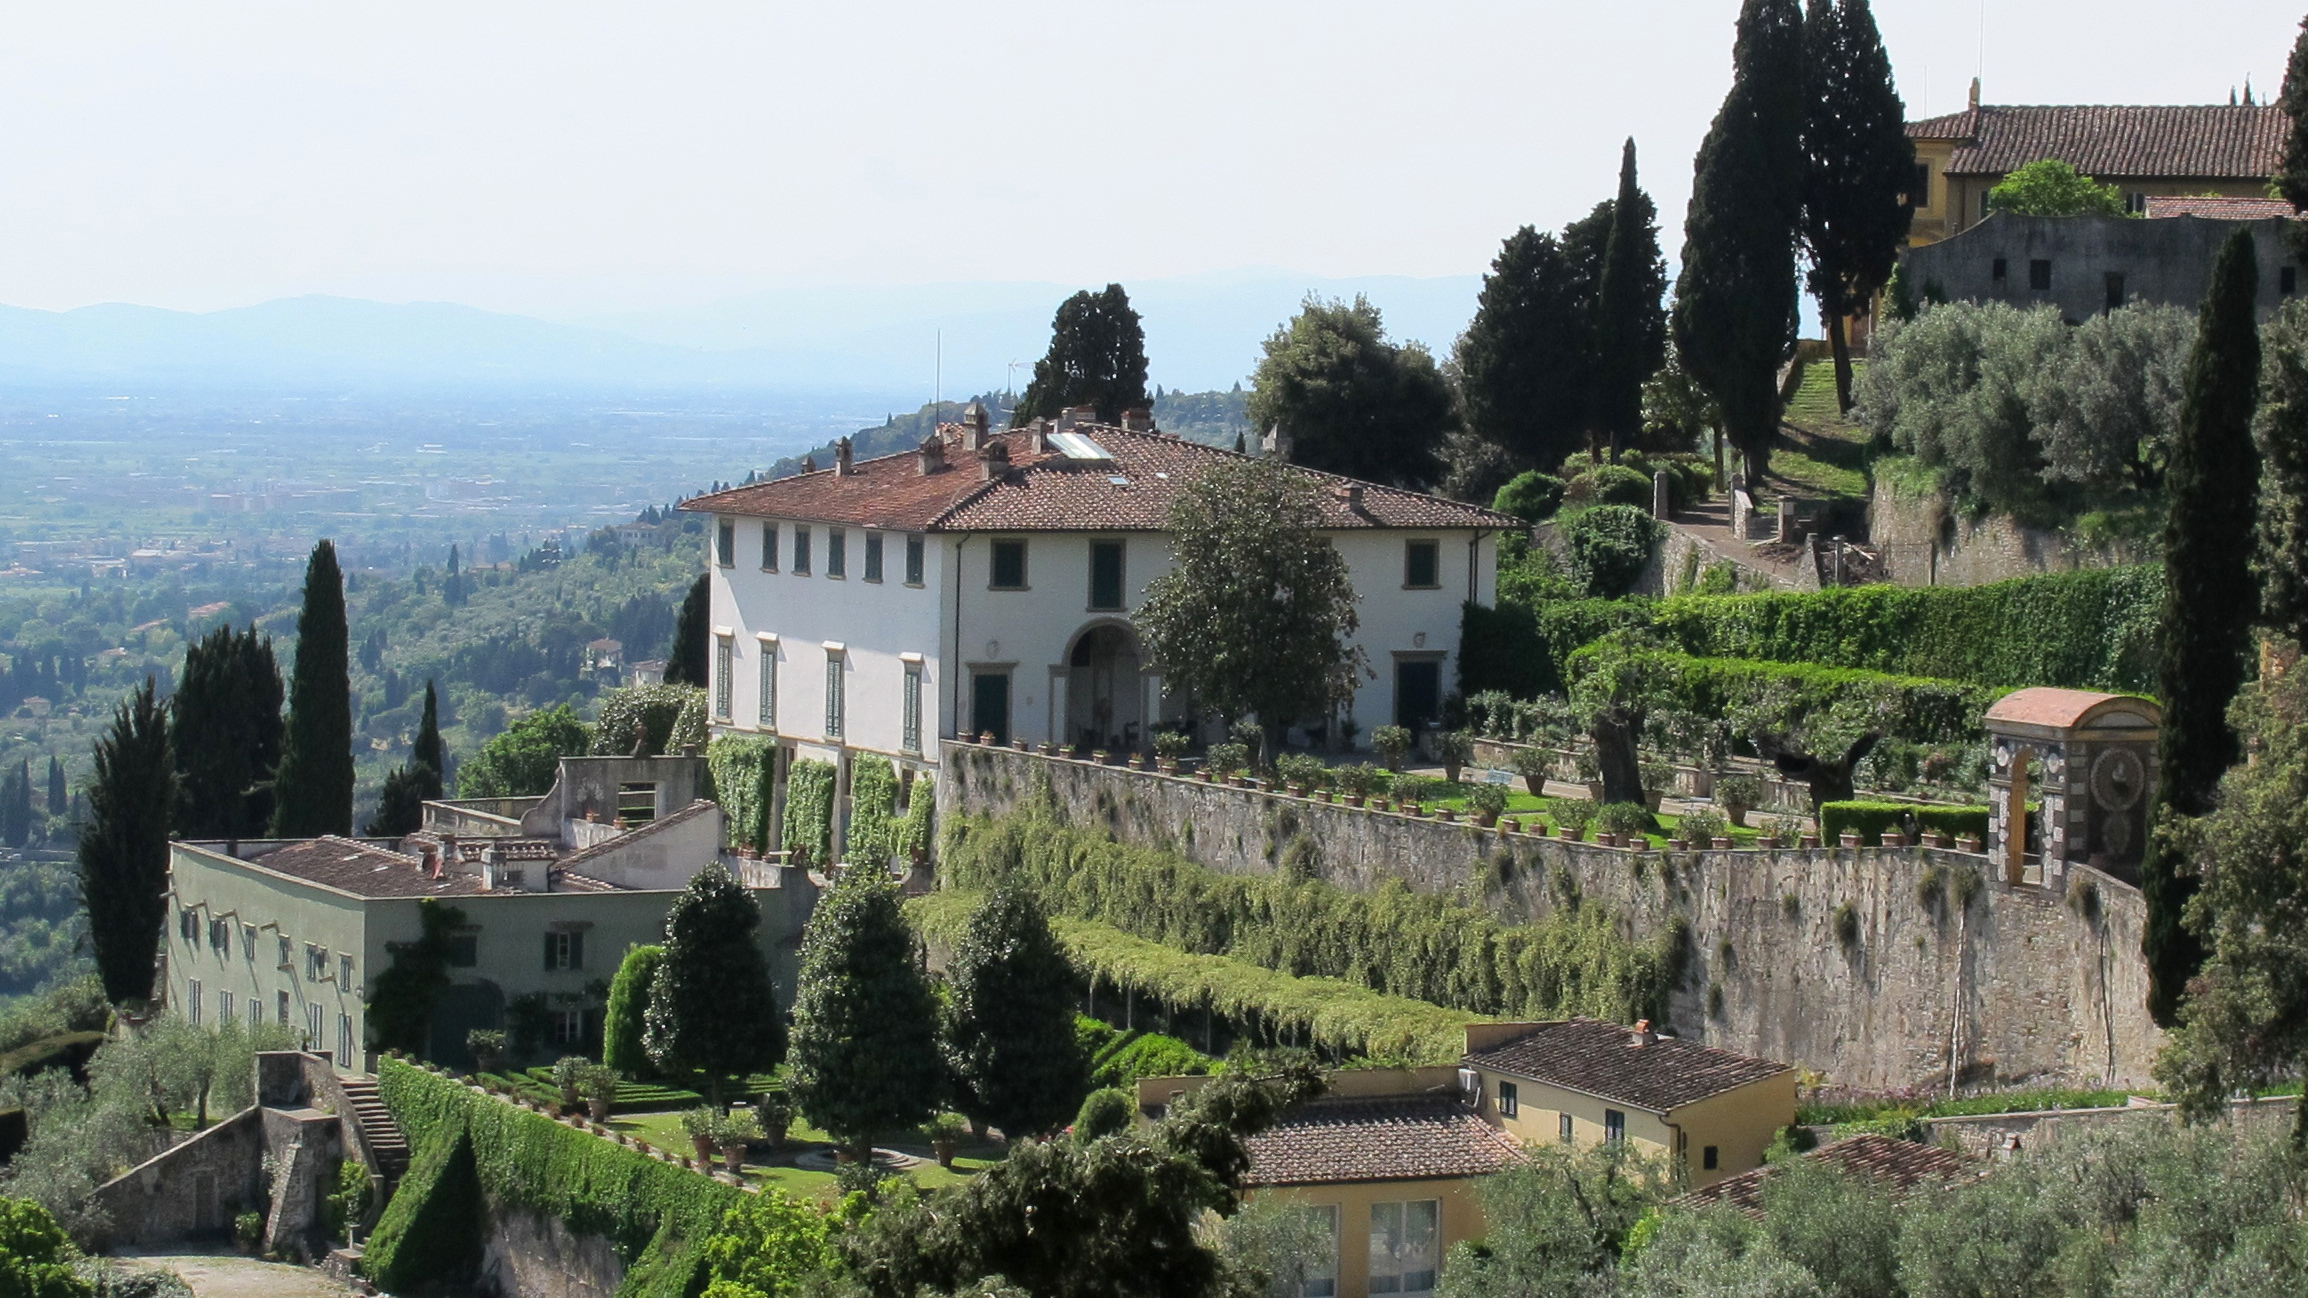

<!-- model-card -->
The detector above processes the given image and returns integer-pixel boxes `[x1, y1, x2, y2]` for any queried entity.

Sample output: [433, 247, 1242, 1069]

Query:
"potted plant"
[1955, 833, 1984, 853]
[580, 1064, 620, 1122]
[1371, 725, 1412, 773]
[978, 730, 995, 745]
[1435, 729, 1474, 784]
[757, 1092, 794, 1150]
[1126, 752, 1145, 770]
[1012, 736, 1029, 751]
[717, 1109, 762, 1174]
[1596, 801, 1653, 849]
[1333, 763, 1373, 808]
[1576, 750, 1604, 802]
[1554, 800, 1595, 842]
[1716, 774, 1764, 828]
[1638, 762, 1675, 813]
[1839, 830, 1864, 848]
[928, 1112, 966, 1169]
[466, 1029, 508, 1077]
[1466, 782, 1508, 829]
[1208, 742, 1250, 786]
[1512, 746, 1552, 796]
[681, 1105, 720, 1161]
[1154, 730, 1190, 775]
[553, 1055, 586, 1115]
[1091, 748, 1110, 766]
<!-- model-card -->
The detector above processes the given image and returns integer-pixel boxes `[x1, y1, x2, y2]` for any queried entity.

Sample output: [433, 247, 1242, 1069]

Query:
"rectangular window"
[827, 527, 847, 578]
[990, 538, 1027, 589]
[1089, 539, 1125, 610]
[825, 654, 845, 739]
[1560, 1113, 1575, 1144]
[2126, 190, 2148, 214]
[1605, 1109, 1626, 1143]
[1910, 161, 1930, 207]
[544, 931, 585, 972]
[1497, 1081, 1518, 1118]
[242, 924, 257, 958]
[210, 917, 230, 952]
[307, 1003, 324, 1051]
[1703, 1144, 1720, 1171]
[864, 533, 884, 582]
[181, 909, 198, 942]
[2105, 272, 2127, 312]
[1368, 1200, 1440, 1296]
[716, 519, 735, 567]
[340, 954, 355, 986]
[794, 526, 812, 574]
[279, 935, 292, 969]
[905, 535, 925, 585]
[714, 635, 734, 720]
[758, 642, 777, 729]
[902, 664, 923, 754]
[339, 1013, 354, 1066]
[761, 522, 779, 571]
[446, 934, 479, 967]
[550, 1009, 586, 1047]
[218, 990, 234, 1027]
[2029, 259, 2053, 292]
[1991, 257, 2008, 282]
[306, 944, 327, 981]
[188, 980, 202, 1025]
[278, 990, 291, 1025]
[1980, 189, 1993, 220]
[1404, 539, 1440, 589]
[1304, 1204, 1340, 1298]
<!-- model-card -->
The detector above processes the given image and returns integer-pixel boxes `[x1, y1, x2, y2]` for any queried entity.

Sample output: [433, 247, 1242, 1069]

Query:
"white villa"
[680, 404, 1510, 843]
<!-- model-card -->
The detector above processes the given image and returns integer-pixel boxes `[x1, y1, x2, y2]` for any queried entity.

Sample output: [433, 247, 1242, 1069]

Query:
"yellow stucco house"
[1463, 1017, 1796, 1191]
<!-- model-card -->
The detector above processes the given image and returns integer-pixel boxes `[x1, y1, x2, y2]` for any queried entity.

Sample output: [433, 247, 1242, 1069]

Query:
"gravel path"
[113, 1252, 355, 1298]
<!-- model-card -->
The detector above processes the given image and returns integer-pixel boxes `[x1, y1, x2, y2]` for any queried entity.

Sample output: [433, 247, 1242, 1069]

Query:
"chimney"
[1058, 404, 1097, 433]
[834, 437, 854, 476]
[1027, 418, 1051, 454]
[918, 435, 947, 475]
[1338, 483, 1364, 510]
[801, 454, 818, 474]
[1968, 76, 1981, 110]
[1121, 407, 1154, 433]
[963, 402, 991, 451]
[979, 437, 1011, 480]
[1629, 1019, 1655, 1047]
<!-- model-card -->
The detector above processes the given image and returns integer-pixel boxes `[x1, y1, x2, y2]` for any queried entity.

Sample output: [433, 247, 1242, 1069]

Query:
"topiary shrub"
[1559, 505, 1663, 598]
[602, 945, 665, 1077]
[1494, 471, 1566, 523]
[1818, 801, 1992, 846]
[1072, 1087, 1136, 1142]
[845, 754, 902, 865]
[1595, 802, 1654, 841]
[1563, 464, 1654, 510]
[705, 736, 778, 852]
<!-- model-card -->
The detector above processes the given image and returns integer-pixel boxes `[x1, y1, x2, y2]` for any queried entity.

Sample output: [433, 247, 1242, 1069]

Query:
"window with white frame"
[218, 990, 235, 1027]
[1497, 1080, 1518, 1118]
[340, 954, 355, 986]
[902, 663, 923, 754]
[714, 635, 735, 720]
[794, 526, 812, 574]
[827, 527, 847, 578]
[306, 943, 328, 981]
[242, 924, 258, 958]
[825, 652, 845, 739]
[339, 1013, 354, 1066]
[180, 909, 198, 942]
[761, 521, 779, 571]
[1303, 1204, 1340, 1297]
[188, 980, 203, 1025]
[758, 638, 777, 729]
[864, 532, 884, 582]
[278, 990, 291, 1025]
[279, 935, 293, 969]
[307, 1003, 324, 1051]
[550, 1009, 586, 1047]
[544, 930, 585, 971]
[905, 535, 925, 585]
[209, 917, 230, 952]
[1368, 1200, 1440, 1295]
[716, 519, 735, 567]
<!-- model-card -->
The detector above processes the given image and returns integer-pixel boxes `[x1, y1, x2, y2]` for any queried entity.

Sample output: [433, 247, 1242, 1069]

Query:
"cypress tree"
[787, 872, 944, 1160]
[942, 889, 1090, 1140]
[1455, 226, 1590, 472]
[665, 574, 709, 688]
[2257, 302, 2308, 641]
[272, 541, 354, 836]
[1801, 0, 1915, 412]
[602, 944, 666, 1076]
[2277, 16, 2308, 214]
[1013, 284, 1152, 425]
[2147, 228, 2263, 1026]
[174, 624, 284, 841]
[642, 864, 784, 1104]
[0, 762, 27, 848]
[46, 755, 65, 819]
[413, 681, 445, 797]
[1672, 0, 1808, 483]
[79, 678, 177, 1005]
[1591, 138, 1671, 457]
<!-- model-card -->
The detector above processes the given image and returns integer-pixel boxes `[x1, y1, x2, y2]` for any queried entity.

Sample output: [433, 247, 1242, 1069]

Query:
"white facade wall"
[710, 513, 1499, 761]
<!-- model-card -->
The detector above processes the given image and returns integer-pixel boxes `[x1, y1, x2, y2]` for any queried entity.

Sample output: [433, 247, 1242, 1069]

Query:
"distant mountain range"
[0, 272, 1482, 397]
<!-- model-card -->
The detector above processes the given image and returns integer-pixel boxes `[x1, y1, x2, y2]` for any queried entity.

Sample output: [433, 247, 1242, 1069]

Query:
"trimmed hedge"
[368, 1057, 747, 1298]
[1460, 598, 1655, 698]
[1563, 646, 2007, 747]
[1818, 801, 1992, 846]
[935, 811, 1683, 1028]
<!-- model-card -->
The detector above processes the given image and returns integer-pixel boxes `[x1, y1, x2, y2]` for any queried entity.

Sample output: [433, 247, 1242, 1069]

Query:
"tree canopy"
[2278, 16, 2308, 214]
[786, 872, 944, 1158]
[271, 539, 354, 836]
[1014, 284, 1152, 426]
[643, 864, 784, 1102]
[2256, 301, 2308, 642]
[457, 704, 591, 799]
[1136, 455, 1364, 757]
[1591, 139, 1671, 456]
[1249, 295, 1457, 489]
[1987, 158, 2129, 217]
[942, 889, 1089, 1140]
[78, 679, 175, 1005]
[665, 572, 709, 689]
[1801, 0, 1915, 411]
[1456, 227, 1594, 473]
[171, 624, 282, 842]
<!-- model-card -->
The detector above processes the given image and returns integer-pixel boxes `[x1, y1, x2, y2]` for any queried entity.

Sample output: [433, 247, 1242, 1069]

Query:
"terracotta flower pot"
[693, 1135, 716, 1161]
[560, 1087, 580, 1114]
[722, 1144, 746, 1174]
[1712, 836, 1735, 850]
[764, 1120, 789, 1150]
[1436, 807, 1456, 822]
[1159, 758, 1179, 775]
[588, 1097, 611, 1122]
[1839, 832, 1862, 848]
[1559, 825, 1579, 841]
[1127, 754, 1145, 769]
[1802, 833, 1823, 849]
[1956, 834, 1983, 853]
[1669, 839, 1691, 851]
[1345, 794, 1365, 808]
[1926, 831, 1952, 849]
[932, 1137, 957, 1169]
[1472, 810, 1495, 828]
[978, 731, 995, 745]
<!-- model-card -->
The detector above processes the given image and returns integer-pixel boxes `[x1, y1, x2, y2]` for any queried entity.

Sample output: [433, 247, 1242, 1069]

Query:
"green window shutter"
[569, 931, 584, 971]
[544, 933, 557, 971]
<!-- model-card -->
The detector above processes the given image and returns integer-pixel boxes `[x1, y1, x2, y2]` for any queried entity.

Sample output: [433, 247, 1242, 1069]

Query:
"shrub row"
[935, 811, 1682, 1027]
[1817, 801, 1992, 846]
[1564, 646, 2009, 748]
[367, 1056, 746, 1298]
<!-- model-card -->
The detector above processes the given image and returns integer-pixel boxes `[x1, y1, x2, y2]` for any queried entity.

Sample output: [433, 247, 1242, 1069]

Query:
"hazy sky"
[2, 1, 2299, 318]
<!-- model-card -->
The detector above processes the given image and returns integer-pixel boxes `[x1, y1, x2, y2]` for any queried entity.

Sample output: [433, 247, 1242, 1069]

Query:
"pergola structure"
[1981, 688, 2159, 886]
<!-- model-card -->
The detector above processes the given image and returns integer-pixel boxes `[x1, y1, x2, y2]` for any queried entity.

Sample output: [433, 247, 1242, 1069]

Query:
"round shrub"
[1563, 464, 1654, 510]
[1595, 802, 1655, 840]
[1493, 471, 1566, 523]
[1073, 1087, 1135, 1142]
[1560, 505, 1664, 598]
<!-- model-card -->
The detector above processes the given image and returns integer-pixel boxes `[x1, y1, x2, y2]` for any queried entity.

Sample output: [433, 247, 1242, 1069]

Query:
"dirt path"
[113, 1252, 355, 1298]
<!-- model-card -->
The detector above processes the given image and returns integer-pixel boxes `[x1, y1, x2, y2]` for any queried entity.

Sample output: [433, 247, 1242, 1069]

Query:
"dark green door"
[1395, 660, 1440, 733]
[972, 672, 1012, 746]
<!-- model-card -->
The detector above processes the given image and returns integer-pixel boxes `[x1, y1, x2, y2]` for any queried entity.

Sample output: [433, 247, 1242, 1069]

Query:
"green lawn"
[604, 1107, 1005, 1200]
[1386, 781, 1786, 849]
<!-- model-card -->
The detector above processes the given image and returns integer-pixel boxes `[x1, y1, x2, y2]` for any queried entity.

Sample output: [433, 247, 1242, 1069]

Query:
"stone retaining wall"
[1922, 1094, 2300, 1157]
[939, 741, 2162, 1091]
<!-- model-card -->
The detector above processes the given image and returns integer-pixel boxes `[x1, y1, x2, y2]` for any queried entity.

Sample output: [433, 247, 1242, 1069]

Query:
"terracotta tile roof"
[548, 869, 625, 893]
[1981, 686, 2143, 732]
[559, 799, 720, 870]
[2144, 195, 2297, 220]
[682, 424, 1515, 534]
[1242, 1094, 1525, 1187]
[243, 837, 489, 899]
[1466, 1019, 1792, 1113]
[1679, 1134, 1973, 1214]
[1908, 105, 2283, 180]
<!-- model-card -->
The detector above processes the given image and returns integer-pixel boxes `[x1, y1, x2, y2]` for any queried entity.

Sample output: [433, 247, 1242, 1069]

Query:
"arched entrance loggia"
[1056, 621, 1146, 754]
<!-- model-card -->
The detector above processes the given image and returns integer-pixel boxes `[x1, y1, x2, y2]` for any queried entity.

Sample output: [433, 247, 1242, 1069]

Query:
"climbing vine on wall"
[781, 759, 836, 866]
[706, 736, 778, 852]
[592, 684, 709, 757]
[366, 900, 468, 1055]
[894, 777, 936, 864]
[843, 754, 901, 865]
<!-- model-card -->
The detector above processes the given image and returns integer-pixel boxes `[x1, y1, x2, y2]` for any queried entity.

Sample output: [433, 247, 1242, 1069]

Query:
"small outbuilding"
[1980, 687, 2160, 886]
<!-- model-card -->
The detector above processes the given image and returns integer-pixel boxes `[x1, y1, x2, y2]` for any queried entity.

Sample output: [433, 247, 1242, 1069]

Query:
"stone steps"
[336, 1076, 410, 1183]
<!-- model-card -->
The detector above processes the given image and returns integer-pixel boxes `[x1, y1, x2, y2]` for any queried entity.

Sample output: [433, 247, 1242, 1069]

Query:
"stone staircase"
[336, 1075, 410, 1186]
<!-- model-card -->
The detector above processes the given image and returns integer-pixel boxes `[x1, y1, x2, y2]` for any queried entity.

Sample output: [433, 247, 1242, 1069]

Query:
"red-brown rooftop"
[1679, 1134, 1974, 1214]
[2145, 195, 2297, 220]
[1982, 687, 2159, 734]
[1241, 1094, 1525, 1187]
[1465, 1019, 1793, 1113]
[237, 837, 490, 899]
[1908, 104, 2282, 180]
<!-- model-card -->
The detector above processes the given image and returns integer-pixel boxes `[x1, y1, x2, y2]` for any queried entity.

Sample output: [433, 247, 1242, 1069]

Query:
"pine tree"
[787, 872, 944, 1160]
[174, 624, 284, 841]
[2147, 228, 2263, 1027]
[2277, 16, 2308, 213]
[79, 678, 177, 1004]
[272, 541, 354, 836]
[1672, 0, 1808, 483]
[942, 890, 1089, 1140]
[45, 755, 64, 819]
[642, 864, 784, 1103]
[1802, 0, 1915, 412]
[1455, 227, 1591, 472]
[1591, 138, 1671, 456]
[664, 574, 709, 688]
[1012, 284, 1151, 426]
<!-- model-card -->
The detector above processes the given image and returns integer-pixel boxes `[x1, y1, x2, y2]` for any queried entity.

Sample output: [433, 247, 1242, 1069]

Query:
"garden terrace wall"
[938, 741, 2162, 1091]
